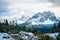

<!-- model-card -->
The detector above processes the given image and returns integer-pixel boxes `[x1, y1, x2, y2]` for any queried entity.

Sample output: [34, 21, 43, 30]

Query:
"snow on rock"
[30, 19, 54, 25]
[0, 33, 15, 40]
[45, 33, 59, 40]
[43, 19, 54, 24]
[31, 21, 39, 25]
[26, 11, 58, 25]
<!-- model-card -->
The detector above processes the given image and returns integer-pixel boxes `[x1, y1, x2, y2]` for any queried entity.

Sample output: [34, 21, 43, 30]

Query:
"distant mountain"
[18, 11, 60, 32]
[57, 17, 60, 21]
[20, 15, 30, 21]
[25, 11, 59, 25]
[30, 11, 58, 21]
[18, 11, 59, 28]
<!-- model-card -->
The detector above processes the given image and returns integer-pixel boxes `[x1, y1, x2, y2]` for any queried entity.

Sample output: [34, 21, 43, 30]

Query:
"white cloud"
[0, 0, 60, 20]
[48, 0, 60, 6]
[50, 7, 60, 17]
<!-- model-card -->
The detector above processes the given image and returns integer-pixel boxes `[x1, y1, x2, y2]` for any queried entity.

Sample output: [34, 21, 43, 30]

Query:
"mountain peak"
[26, 11, 59, 25]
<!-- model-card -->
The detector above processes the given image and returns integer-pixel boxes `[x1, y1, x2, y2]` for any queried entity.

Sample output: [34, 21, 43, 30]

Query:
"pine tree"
[52, 22, 56, 32]
[10, 21, 11, 25]
[58, 21, 60, 28]
[53, 22, 56, 29]
[0, 22, 1, 26]
[15, 20, 17, 26]
[5, 19, 9, 25]
[12, 21, 14, 26]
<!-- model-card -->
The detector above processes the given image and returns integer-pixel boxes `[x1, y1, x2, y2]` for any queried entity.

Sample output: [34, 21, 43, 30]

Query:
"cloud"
[0, 0, 60, 17]
[8, 0, 60, 7]
[48, 0, 60, 6]
[0, 0, 10, 15]
[38, 0, 60, 6]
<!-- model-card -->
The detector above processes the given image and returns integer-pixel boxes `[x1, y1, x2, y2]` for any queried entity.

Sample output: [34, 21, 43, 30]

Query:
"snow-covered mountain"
[31, 11, 58, 21]
[18, 11, 59, 32]
[18, 11, 59, 30]
[17, 15, 30, 24]
[31, 19, 55, 25]
[57, 17, 60, 21]
[25, 11, 59, 25]
[20, 15, 30, 21]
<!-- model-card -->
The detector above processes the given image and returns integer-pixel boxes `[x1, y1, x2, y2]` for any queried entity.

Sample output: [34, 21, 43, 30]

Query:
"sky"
[0, 0, 60, 20]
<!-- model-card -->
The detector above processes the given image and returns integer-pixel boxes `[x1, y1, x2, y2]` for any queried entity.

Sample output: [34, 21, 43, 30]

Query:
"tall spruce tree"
[53, 22, 56, 29]
[12, 21, 14, 26]
[58, 21, 60, 28]
[5, 19, 9, 25]
[0, 22, 1, 26]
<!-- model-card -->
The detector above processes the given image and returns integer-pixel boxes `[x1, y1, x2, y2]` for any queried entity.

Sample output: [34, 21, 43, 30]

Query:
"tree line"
[0, 19, 21, 34]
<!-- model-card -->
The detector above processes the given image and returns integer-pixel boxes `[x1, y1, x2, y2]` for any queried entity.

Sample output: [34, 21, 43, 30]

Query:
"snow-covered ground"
[0, 33, 15, 40]
[44, 33, 59, 40]
[0, 32, 59, 40]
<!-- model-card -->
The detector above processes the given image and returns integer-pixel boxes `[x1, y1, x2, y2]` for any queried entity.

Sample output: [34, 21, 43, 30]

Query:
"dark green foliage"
[32, 29, 42, 35]
[9, 25, 21, 34]
[0, 25, 9, 33]
[0, 19, 21, 33]
[12, 35, 23, 40]
[45, 35, 51, 40]
[49, 21, 60, 33]
[51, 22, 57, 32]
[25, 27, 31, 32]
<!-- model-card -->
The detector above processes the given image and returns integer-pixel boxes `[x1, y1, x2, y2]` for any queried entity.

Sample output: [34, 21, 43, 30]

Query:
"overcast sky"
[0, 0, 60, 20]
